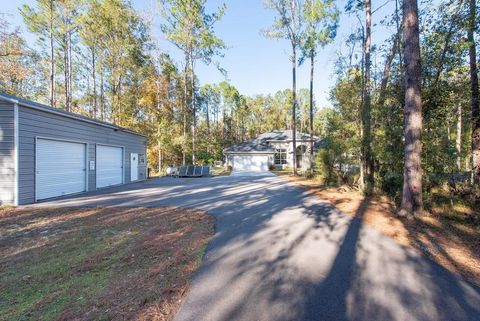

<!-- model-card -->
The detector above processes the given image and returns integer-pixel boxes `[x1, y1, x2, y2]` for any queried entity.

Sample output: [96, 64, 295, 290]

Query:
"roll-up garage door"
[36, 138, 87, 200]
[96, 145, 123, 188]
[232, 155, 269, 172]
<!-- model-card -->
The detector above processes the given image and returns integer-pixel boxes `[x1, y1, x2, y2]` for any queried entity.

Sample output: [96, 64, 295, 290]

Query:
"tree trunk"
[395, 0, 404, 75]
[86, 66, 91, 117]
[222, 103, 226, 145]
[292, 42, 297, 175]
[467, 0, 479, 186]
[68, 29, 73, 111]
[433, 0, 464, 86]
[447, 118, 451, 149]
[100, 69, 105, 121]
[49, 0, 55, 107]
[182, 54, 188, 166]
[399, 0, 423, 216]
[309, 51, 314, 169]
[157, 126, 162, 172]
[191, 56, 196, 164]
[64, 33, 69, 111]
[378, 31, 400, 108]
[359, 28, 365, 190]
[456, 102, 462, 170]
[92, 47, 97, 118]
[206, 101, 211, 153]
[362, 0, 373, 194]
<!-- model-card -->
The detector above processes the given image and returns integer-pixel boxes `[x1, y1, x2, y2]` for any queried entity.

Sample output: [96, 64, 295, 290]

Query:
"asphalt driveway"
[34, 174, 480, 321]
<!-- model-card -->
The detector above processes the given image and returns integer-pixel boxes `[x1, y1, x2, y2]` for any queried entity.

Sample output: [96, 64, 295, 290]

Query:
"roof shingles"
[224, 130, 323, 154]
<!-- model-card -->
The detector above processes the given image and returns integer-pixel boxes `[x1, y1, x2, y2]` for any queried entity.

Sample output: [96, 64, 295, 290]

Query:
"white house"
[223, 130, 324, 173]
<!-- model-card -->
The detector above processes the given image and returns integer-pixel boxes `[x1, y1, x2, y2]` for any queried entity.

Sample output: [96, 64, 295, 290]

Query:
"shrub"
[196, 151, 215, 165]
[226, 165, 232, 172]
[379, 171, 403, 203]
[316, 149, 336, 185]
[269, 164, 276, 171]
[303, 168, 315, 179]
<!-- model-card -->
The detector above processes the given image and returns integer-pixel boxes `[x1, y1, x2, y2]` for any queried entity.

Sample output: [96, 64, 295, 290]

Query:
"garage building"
[223, 130, 324, 173]
[0, 93, 147, 205]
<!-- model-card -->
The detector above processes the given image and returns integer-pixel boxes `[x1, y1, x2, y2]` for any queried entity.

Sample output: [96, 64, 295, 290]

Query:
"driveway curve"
[34, 175, 480, 321]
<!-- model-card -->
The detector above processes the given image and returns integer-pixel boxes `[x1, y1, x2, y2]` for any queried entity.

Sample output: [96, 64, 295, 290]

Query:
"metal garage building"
[0, 93, 147, 205]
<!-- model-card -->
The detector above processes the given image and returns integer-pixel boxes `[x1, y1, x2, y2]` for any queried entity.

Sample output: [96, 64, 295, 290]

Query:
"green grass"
[0, 207, 214, 321]
[195, 244, 209, 266]
[0, 229, 128, 320]
[211, 167, 230, 176]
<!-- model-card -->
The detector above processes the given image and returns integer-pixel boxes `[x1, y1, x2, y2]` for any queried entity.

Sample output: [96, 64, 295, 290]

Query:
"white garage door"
[232, 155, 269, 172]
[96, 145, 123, 188]
[36, 138, 87, 200]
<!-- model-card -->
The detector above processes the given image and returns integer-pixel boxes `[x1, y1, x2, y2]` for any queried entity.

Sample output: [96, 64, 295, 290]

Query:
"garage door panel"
[96, 145, 123, 188]
[37, 180, 86, 199]
[36, 138, 87, 200]
[232, 155, 269, 172]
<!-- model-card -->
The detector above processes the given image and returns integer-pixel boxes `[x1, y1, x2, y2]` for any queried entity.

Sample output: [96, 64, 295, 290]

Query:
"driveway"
[34, 175, 480, 321]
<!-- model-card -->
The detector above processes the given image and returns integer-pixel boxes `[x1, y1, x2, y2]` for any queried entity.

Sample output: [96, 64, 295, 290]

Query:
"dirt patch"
[0, 207, 214, 321]
[277, 173, 480, 286]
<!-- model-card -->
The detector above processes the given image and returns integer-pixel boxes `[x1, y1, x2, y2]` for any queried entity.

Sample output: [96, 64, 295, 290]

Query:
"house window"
[274, 148, 287, 165]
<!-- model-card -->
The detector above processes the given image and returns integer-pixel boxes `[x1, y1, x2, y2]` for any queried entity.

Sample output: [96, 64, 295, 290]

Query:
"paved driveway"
[35, 175, 480, 321]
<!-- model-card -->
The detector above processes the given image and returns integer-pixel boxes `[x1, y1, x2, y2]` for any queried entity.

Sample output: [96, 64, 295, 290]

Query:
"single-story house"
[0, 93, 147, 206]
[223, 130, 324, 172]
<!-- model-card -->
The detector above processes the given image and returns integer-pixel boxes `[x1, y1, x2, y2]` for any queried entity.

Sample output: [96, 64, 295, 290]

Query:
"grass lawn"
[211, 167, 231, 176]
[276, 173, 480, 286]
[0, 207, 214, 321]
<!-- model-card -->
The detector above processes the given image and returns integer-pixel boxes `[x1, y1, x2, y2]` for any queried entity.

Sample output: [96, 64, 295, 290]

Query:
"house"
[223, 130, 323, 173]
[0, 93, 147, 206]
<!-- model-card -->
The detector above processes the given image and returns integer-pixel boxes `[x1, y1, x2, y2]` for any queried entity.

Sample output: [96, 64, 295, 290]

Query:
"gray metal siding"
[0, 102, 15, 205]
[18, 105, 147, 205]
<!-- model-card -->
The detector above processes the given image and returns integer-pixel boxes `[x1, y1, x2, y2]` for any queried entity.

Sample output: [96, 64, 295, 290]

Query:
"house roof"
[223, 138, 276, 154]
[256, 130, 320, 142]
[223, 130, 324, 154]
[0, 92, 145, 137]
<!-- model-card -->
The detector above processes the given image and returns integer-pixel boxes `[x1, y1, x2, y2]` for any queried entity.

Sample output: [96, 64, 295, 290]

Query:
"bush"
[303, 168, 315, 179]
[268, 164, 276, 171]
[424, 172, 443, 192]
[379, 171, 403, 203]
[226, 165, 232, 172]
[316, 149, 336, 185]
[196, 151, 215, 165]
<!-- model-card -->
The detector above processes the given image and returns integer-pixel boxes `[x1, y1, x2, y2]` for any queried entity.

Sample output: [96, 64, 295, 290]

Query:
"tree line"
[0, 0, 337, 169]
[0, 0, 478, 216]
[320, 0, 479, 216]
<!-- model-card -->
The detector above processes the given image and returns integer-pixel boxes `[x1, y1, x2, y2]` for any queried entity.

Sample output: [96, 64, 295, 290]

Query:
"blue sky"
[2, 0, 398, 107]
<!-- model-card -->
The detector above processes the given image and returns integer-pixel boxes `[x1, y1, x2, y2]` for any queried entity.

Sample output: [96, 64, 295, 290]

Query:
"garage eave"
[223, 151, 275, 155]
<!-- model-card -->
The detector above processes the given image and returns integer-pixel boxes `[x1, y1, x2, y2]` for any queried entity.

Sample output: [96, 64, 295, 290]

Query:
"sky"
[2, 0, 398, 107]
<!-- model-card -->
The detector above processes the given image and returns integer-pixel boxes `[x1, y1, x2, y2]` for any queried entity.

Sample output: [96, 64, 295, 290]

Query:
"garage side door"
[233, 155, 269, 172]
[96, 145, 123, 188]
[36, 138, 87, 200]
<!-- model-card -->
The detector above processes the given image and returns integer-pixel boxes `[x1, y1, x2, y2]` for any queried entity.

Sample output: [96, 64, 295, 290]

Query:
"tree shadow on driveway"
[33, 175, 480, 321]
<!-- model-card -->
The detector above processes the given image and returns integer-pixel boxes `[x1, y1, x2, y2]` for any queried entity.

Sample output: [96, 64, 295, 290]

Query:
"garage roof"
[0, 92, 145, 137]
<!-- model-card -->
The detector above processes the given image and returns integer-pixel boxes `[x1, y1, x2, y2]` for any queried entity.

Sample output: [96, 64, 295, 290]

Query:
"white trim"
[95, 143, 125, 189]
[224, 152, 275, 155]
[34, 136, 88, 202]
[266, 139, 318, 143]
[35, 135, 90, 145]
[13, 103, 19, 206]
